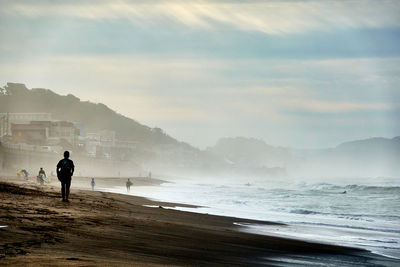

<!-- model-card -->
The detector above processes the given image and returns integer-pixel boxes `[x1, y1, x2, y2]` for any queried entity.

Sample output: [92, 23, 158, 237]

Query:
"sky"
[0, 0, 399, 149]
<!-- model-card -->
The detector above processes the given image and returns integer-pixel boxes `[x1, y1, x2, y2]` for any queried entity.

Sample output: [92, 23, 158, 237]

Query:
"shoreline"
[92, 182, 400, 261]
[1, 176, 398, 266]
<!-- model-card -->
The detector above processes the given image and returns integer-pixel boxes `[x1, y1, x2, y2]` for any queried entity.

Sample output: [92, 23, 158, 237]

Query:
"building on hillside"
[85, 130, 116, 158]
[115, 140, 137, 149]
[0, 113, 52, 137]
[74, 122, 86, 138]
[9, 120, 80, 149]
[99, 130, 116, 147]
[86, 133, 101, 156]
[49, 121, 78, 147]
[11, 123, 48, 145]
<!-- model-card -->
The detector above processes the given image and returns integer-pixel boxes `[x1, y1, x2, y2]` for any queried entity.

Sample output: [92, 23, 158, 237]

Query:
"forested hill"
[0, 82, 183, 146]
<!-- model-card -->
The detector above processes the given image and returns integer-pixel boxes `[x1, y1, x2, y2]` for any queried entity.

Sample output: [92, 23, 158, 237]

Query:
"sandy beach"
[0, 176, 397, 266]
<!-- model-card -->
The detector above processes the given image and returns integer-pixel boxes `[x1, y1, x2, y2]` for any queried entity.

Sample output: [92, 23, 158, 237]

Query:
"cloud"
[1, 54, 398, 120]
[2, 0, 400, 35]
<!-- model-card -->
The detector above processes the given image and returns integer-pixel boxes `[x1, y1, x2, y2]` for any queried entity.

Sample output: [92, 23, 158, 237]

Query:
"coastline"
[0, 176, 397, 266]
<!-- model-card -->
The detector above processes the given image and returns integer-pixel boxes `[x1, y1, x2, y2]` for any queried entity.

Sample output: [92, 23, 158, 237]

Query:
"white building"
[0, 113, 52, 137]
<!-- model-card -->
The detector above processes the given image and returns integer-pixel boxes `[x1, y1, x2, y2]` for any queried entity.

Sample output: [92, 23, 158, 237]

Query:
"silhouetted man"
[57, 151, 75, 202]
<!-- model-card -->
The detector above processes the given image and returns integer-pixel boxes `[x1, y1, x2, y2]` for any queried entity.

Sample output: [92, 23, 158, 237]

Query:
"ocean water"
[99, 176, 400, 259]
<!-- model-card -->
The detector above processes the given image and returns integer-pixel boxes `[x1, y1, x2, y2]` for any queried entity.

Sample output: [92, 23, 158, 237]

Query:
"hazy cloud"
[0, 0, 399, 148]
[2, 0, 400, 35]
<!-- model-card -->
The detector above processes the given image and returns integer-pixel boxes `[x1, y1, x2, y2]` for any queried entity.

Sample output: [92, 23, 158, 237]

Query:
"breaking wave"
[307, 183, 400, 194]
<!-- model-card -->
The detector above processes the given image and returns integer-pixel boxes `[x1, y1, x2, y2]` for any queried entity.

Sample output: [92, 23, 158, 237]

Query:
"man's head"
[40, 167, 43, 170]
[64, 151, 70, 159]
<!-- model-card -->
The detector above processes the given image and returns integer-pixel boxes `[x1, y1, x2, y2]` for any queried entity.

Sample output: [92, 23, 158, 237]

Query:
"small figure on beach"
[36, 175, 43, 185]
[148, 171, 152, 179]
[126, 178, 133, 193]
[91, 178, 96, 191]
[38, 167, 46, 177]
[36, 167, 46, 185]
[57, 151, 75, 202]
[17, 169, 29, 180]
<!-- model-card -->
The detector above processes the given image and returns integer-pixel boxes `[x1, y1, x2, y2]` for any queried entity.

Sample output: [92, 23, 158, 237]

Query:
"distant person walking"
[57, 151, 75, 202]
[91, 178, 96, 191]
[126, 178, 133, 193]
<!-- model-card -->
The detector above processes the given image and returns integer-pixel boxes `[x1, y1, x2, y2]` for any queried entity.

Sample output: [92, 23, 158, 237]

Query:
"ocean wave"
[289, 221, 400, 234]
[357, 238, 398, 244]
[288, 209, 400, 222]
[306, 183, 400, 193]
[290, 209, 320, 215]
[344, 184, 400, 193]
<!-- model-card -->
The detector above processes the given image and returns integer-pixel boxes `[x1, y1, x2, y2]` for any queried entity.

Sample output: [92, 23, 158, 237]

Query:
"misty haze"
[0, 1, 399, 266]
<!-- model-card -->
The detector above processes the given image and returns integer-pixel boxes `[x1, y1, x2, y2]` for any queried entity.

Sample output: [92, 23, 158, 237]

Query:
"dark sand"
[0, 176, 397, 266]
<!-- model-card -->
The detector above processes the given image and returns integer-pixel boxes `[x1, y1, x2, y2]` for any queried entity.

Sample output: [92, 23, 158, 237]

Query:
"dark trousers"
[61, 178, 71, 200]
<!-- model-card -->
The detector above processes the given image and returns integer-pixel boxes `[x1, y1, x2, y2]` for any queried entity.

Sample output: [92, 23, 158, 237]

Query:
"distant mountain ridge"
[208, 136, 400, 177]
[336, 136, 400, 150]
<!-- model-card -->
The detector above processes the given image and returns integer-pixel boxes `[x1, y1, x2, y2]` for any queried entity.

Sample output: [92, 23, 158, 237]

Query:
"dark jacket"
[57, 158, 75, 180]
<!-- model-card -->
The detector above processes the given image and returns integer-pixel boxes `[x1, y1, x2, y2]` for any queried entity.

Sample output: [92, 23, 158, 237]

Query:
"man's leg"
[65, 179, 71, 201]
[61, 182, 66, 200]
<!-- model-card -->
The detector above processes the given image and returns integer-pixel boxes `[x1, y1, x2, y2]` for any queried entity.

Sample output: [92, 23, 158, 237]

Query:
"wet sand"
[60, 176, 168, 192]
[0, 176, 397, 266]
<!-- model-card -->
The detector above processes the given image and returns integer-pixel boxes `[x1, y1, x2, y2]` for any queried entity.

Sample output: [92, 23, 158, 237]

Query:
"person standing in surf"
[56, 151, 75, 202]
[126, 178, 133, 193]
[91, 178, 95, 191]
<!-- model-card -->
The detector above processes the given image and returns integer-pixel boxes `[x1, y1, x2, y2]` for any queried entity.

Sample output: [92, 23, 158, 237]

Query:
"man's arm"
[71, 160, 75, 176]
[56, 161, 61, 176]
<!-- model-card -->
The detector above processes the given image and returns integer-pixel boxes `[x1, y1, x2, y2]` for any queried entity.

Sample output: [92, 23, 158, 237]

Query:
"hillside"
[336, 136, 400, 153]
[0, 83, 182, 146]
[208, 136, 400, 178]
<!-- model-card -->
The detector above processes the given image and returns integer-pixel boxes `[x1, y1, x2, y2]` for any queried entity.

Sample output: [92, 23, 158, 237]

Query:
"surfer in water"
[91, 178, 95, 191]
[56, 151, 75, 202]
